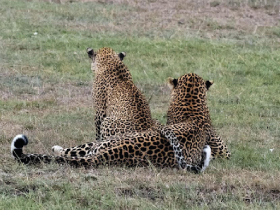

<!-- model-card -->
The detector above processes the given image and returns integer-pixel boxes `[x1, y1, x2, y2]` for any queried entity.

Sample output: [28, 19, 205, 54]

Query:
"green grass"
[1, 0, 280, 209]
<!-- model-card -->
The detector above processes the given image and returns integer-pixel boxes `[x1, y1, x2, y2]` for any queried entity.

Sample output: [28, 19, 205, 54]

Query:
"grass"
[1, 0, 280, 209]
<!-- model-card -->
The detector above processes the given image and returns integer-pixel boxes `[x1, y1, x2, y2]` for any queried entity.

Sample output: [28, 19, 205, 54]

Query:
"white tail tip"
[201, 145, 211, 172]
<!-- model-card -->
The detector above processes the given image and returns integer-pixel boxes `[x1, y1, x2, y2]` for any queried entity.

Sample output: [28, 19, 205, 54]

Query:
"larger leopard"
[88, 47, 154, 141]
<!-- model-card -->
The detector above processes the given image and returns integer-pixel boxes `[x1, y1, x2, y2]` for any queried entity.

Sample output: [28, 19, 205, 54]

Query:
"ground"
[0, 0, 280, 209]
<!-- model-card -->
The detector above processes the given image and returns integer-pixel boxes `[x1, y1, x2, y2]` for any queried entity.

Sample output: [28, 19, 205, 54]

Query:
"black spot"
[141, 147, 147, 152]
[128, 145, 134, 153]
[79, 151, 86, 157]
[135, 150, 142, 156]
[144, 142, 150, 147]
[158, 144, 164, 149]
[147, 150, 153, 155]
[71, 151, 77, 156]
[151, 136, 158, 142]
[153, 141, 160, 146]
[164, 146, 170, 152]
[154, 149, 160, 154]
[180, 137, 187, 144]
[158, 152, 164, 158]
[149, 146, 156, 150]
[103, 153, 109, 160]
[119, 149, 124, 159]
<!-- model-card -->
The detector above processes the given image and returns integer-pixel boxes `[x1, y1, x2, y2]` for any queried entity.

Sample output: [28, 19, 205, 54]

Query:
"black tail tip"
[11, 134, 29, 156]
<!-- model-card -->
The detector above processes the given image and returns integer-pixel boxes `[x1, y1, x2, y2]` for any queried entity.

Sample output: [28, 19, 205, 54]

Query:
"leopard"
[11, 73, 228, 173]
[160, 73, 230, 169]
[87, 47, 154, 141]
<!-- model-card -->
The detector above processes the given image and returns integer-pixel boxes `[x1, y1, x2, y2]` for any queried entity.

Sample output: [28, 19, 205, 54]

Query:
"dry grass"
[58, 0, 280, 41]
[1, 163, 280, 208]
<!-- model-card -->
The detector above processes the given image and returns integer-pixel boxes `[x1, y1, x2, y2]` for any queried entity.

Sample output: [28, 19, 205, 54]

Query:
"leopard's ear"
[118, 52, 126, 61]
[206, 80, 213, 90]
[167, 77, 178, 89]
[87, 48, 94, 59]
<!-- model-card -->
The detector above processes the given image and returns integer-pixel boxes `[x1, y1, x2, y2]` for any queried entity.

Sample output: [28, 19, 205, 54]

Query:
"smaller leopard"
[160, 73, 230, 169]
[163, 74, 230, 160]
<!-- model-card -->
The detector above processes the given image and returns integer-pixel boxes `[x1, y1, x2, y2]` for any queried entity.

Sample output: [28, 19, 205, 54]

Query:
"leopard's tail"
[11, 134, 58, 164]
[189, 145, 211, 173]
[200, 145, 211, 172]
[11, 134, 29, 159]
[11, 134, 79, 165]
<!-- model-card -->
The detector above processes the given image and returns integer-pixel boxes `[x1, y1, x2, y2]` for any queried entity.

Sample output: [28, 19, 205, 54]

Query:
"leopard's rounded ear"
[167, 77, 178, 89]
[206, 80, 213, 90]
[118, 52, 126, 61]
[87, 48, 94, 59]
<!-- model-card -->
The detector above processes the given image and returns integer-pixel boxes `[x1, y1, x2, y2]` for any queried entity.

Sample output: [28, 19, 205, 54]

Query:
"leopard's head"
[87, 47, 126, 75]
[166, 73, 213, 124]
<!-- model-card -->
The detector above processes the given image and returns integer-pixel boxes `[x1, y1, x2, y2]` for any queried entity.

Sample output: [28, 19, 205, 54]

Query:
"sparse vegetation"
[1, 0, 279, 209]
